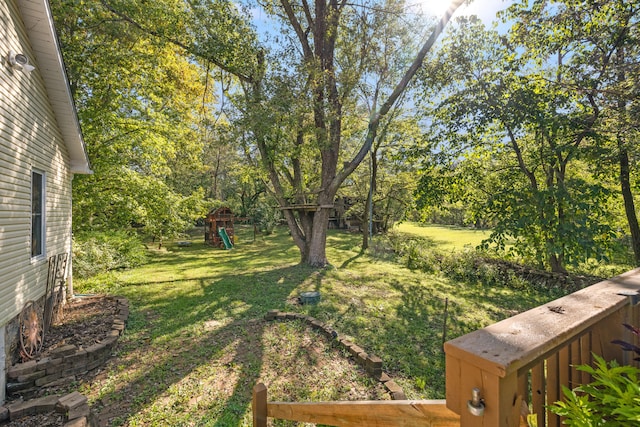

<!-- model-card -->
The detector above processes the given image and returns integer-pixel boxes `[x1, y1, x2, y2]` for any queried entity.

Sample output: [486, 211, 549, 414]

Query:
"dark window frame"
[31, 170, 45, 259]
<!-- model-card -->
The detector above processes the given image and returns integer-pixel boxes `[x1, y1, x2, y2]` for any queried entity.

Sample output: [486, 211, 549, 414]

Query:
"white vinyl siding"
[0, 0, 74, 327]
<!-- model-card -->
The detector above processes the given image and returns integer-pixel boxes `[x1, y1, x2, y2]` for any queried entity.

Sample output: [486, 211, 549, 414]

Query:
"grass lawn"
[393, 222, 492, 251]
[76, 225, 565, 426]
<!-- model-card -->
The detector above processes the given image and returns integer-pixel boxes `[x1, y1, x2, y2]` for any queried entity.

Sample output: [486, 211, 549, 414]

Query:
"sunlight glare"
[409, 0, 508, 23]
[413, 1, 458, 18]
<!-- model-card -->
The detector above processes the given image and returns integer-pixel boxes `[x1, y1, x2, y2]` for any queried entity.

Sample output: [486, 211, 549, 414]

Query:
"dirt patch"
[2, 411, 65, 427]
[40, 296, 118, 359]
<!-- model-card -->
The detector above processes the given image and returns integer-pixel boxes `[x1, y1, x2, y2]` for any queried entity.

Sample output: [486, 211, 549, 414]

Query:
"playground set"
[204, 207, 234, 249]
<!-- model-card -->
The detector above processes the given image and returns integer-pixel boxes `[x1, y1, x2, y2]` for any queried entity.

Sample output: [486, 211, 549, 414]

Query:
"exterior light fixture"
[8, 51, 35, 74]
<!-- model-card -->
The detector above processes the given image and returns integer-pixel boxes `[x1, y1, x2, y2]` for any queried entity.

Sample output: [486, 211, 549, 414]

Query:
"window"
[31, 170, 44, 258]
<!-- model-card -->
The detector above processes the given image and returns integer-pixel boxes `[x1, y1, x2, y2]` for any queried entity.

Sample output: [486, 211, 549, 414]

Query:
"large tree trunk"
[362, 152, 377, 250]
[548, 253, 567, 274]
[281, 205, 332, 267]
[619, 143, 640, 266]
[304, 208, 331, 266]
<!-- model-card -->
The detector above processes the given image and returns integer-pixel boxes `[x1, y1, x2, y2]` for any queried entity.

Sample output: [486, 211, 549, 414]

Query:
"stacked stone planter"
[4, 297, 129, 401]
[1, 297, 129, 426]
[264, 309, 407, 400]
[0, 391, 95, 427]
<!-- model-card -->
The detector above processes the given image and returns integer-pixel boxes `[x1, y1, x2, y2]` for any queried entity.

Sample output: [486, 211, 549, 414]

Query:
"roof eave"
[16, 0, 92, 175]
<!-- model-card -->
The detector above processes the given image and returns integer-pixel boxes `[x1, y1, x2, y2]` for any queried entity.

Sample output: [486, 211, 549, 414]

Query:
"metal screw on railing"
[618, 291, 640, 306]
[467, 387, 485, 416]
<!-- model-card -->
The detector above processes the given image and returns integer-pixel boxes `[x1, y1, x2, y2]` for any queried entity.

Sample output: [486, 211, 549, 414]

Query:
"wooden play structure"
[204, 207, 234, 249]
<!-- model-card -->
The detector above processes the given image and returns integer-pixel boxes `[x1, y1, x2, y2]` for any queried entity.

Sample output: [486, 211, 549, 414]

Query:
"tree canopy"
[415, 0, 640, 272]
[54, 0, 640, 272]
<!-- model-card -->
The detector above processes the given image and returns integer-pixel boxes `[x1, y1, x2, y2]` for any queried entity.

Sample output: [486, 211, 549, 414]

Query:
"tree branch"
[334, 0, 465, 194]
[99, 0, 254, 82]
[280, 0, 314, 60]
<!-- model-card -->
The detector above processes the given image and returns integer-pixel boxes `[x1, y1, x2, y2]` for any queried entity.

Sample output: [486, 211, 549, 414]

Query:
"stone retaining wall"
[0, 391, 96, 427]
[264, 309, 407, 400]
[5, 297, 129, 400]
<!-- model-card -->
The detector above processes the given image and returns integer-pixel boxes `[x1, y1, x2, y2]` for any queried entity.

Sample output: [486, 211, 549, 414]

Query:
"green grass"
[393, 222, 492, 251]
[76, 225, 564, 426]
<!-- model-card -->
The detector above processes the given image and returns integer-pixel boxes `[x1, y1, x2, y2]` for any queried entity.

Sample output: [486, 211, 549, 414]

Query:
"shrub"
[401, 240, 440, 273]
[384, 231, 443, 273]
[73, 231, 147, 278]
[575, 258, 632, 281]
[550, 354, 640, 426]
[252, 200, 281, 234]
[383, 230, 596, 292]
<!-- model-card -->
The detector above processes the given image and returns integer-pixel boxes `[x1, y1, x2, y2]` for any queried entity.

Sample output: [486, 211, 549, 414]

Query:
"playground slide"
[218, 227, 233, 249]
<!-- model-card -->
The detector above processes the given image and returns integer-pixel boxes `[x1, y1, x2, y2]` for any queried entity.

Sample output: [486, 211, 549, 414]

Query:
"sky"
[415, 0, 510, 24]
[251, 0, 512, 43]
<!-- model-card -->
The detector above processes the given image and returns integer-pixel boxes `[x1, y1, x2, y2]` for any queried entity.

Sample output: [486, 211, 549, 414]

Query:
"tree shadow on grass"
[91, 264, 329, 426]
[296, 267, 548, 400]
[339, 252, 364, 269]
[383, 277, 556, 395]
[326, 230, 362, 253]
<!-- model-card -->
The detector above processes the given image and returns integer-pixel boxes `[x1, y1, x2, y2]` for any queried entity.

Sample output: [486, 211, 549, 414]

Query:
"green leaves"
[550, 355, 640, 426]
[53, 0, 232, 238]
[414, 2, 638, 272]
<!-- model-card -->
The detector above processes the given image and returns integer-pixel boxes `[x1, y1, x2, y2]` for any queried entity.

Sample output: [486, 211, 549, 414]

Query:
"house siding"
[0, 0, 73, 328]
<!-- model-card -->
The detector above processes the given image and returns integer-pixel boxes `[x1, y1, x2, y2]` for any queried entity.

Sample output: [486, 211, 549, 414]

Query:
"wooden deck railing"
[252, 383, 461, 426]
[445, 267, 640, 426]
[252, 268, 640, 426]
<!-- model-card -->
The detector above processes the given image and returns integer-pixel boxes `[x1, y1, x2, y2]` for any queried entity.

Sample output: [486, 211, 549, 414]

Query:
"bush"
[73, 231, 147, 278]
[401, 240, 441, 273]
[383, 231, 443, 274]
[252, 200, 281, 235]
[575, 258, 632, 281]
[550, 354, 640, 426]
[382, 231, 582, 292]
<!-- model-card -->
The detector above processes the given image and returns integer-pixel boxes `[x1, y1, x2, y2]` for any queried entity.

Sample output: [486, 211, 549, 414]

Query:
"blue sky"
[251, 0, 512, 42]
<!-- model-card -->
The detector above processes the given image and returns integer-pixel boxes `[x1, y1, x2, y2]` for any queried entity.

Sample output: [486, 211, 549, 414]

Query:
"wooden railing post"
[252, 383, 267, 427]
[444, 268, 640, 427]
[445, 344, 522, 426]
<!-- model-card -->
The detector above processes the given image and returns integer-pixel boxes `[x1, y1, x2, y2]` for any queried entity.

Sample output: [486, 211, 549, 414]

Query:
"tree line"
[53, 0, 640, 273]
